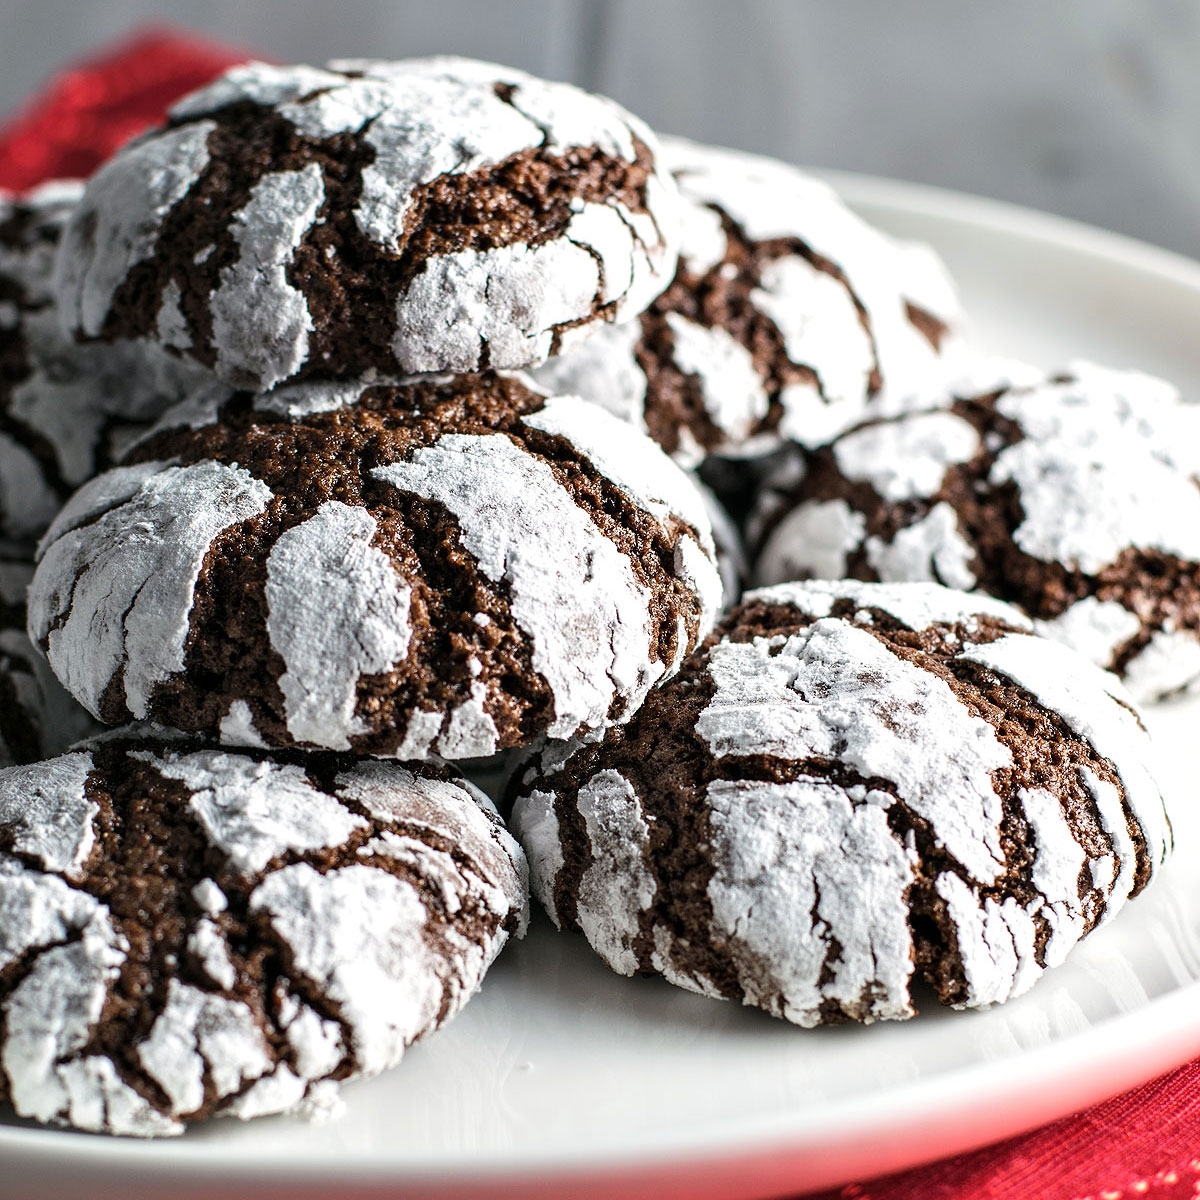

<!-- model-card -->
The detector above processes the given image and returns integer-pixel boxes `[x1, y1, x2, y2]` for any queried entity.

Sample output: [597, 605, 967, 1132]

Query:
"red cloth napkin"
[0, 26, 252, 190]
[804, 1058, 1200, 1200]
[1, 27, 1196, 1200]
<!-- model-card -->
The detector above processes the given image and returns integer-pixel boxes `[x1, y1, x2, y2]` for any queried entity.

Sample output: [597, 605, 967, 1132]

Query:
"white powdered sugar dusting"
[832, 411, 981, 503]
[187, 918, 237, 990]
[218, 699, 269, 749]
[250, 864, 446, 1074]
[528, 319, 649, 431]
[0, 751, 96, 876]
[191, 877, 228, 916]
[136, 748, 366, 877]
[990, 367, 1200, 574]
[31, 461, 272, 720]
[333, 760, 528, 927]
[137, 980, 272, 1115]
[374, 433, 659, 739]
[436, 681, 499, 759]
[704, 777, 915, 1026]
[959, 633, 1171, 869]
[171, 61, 346, 120]
[752, 254, 874, 411]
[521, 392, 714, 540]
[697, 620, 1011, 883]
[1035, 597, 1143, 674]
[663, 137, 964, 423]
[392, 237, 600, 373]
[33, 458, 171, 553]
[2, 907, 135, 1129]
[55, 121, 216, 337]
[756, 499, 866, 585]
[352, 72, 542, 248]
[865, 502, 978, 590]
[1019, 786, 1089, 964]
[510, 789, 564, 925]
[573, 770, 655, 975]
[935, 871, 1041, 1007]
[266, 502, 412, 750]
[0, 436, 61, 542]
[210, 163, 326, 390]
[745, 578, 1031, 634]
[1122, 628, 1200, 703]
[663, 313, 769, 441]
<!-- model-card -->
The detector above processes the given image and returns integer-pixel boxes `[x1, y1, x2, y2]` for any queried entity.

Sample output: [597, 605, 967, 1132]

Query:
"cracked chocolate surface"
[30, 372, 722, 757]
[55, 57, 681, 391]
[752, 361, 1200, 702]
[0, 182, 216, 547]
[510, 580, 1171, 1026]
[0, 729, 528, 1135]
[532, 138, 964, 467]
[0, 552, 95, 768]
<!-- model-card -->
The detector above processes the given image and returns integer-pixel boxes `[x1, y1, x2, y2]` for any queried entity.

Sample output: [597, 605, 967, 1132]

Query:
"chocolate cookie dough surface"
[0, 730, 528, 1135]
[531, 138, 963, 466]
[54, 56, 681, 392]
[752, 361, 1200, 702]
[30, 372, 722, 757]
[511, 580, 1171, 1025]
[0, 552, 96, 767]
[0, 182, 215, 544]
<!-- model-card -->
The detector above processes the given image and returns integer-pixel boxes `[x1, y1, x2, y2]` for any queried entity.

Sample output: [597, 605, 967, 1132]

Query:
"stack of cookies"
[0, 54, 1180, 1137]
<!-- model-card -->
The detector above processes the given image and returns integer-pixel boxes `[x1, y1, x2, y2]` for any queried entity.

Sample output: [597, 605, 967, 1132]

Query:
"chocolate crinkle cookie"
[53, 56, 681, 392]
[30, 372, 722, 756]
[0, 552, 95, 767]
[0, 729, 528, 1135]
[751, 360, 1200, 702]
[510, 580, 1172, 1026]
[531, 138, 964, 467]
[0, 182, 214, 544]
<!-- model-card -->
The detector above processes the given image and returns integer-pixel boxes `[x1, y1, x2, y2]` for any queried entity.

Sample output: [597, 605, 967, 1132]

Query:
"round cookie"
[30, 372, 722, 757]
[0, 552, 96, 767]
[752, 360, 1200, 702]
[510, 580, 1171, 1025]
[54, 56, 681, 392]
[0, 730, 528, 1135]
[531, 137, 964, 467]
[0, 181, 215, 545]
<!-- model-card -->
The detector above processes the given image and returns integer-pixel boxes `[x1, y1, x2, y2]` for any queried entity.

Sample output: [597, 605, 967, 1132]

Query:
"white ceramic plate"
[6, 177, 1200, 1200]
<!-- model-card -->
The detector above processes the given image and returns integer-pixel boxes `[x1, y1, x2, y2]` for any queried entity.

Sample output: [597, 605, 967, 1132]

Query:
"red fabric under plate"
[805, 1058, 1200, 1200]
[1, 27, 1196, 1200]
[0, 26, 252, 190]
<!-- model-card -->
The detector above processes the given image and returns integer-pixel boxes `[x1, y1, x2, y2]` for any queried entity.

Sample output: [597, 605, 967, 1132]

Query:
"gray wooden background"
[2, 0, 1200, 257]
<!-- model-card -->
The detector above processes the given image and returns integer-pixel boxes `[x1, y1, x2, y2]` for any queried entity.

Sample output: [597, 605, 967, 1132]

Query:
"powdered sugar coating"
[0, 752, 95, 875]
[135, 748, 368, 877]
[704, 777, 916, 1025]
[0, 555, 97, 768]
[54, 122, 215, 337]
[56, 57, 681, 390]
[0, 184, 221, 544]
[38, 375, 715, 753]
[265, 502, 412, 751]
[374, 432, 662, 740]
[512, 580, 1169, 1024]
[209, 164, 326, 389]
[751, 361, 1200, 700]
[0, 738, 527, 1134]
[30, 461, 272, 720]
[531, 137, 964, 465]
